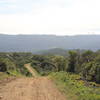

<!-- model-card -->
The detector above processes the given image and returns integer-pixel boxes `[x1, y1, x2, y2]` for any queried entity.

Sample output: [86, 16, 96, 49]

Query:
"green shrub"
[50, 72, 100, 100]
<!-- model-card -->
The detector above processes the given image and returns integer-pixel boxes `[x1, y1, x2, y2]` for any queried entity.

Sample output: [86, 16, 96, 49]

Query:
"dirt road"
[0, 77, 66, 100]
[24, 64, 38, 77]
[0, 64, 66, 100]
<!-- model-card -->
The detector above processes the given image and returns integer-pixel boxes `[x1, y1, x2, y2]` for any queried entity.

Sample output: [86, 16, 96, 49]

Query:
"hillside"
[0, 52, 100, 100]
[0, 34, 100, 52]
[37, 48, 68, 56]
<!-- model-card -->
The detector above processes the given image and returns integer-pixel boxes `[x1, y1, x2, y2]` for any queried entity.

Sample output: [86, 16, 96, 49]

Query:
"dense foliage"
[31, 50, 100, 83]
[67, 50, 100, 83]
[0, 50, 100, 83]
[0, 52, 33, 76]
[0, 51, 100, 100]
[31, 55, 67, 75]
[50, 72, 100, 100]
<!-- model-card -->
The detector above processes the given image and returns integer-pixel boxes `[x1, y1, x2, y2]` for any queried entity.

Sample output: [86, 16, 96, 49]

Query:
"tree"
[82, 61, 100, 83]
[67, 51, 78, 73]
[51, 56, 67, 71]
[0, 58, 16, 73]
[81, 50, 94, 63]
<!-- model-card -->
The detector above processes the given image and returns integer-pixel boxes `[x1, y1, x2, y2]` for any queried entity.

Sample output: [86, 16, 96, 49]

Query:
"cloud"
[0, 0, 17, 4]
[0, 0, 33, 14]
[0, 0, 100, 35]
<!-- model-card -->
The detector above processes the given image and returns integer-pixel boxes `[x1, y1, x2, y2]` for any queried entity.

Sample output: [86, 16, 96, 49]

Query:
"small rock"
[0, 96, 3, 99]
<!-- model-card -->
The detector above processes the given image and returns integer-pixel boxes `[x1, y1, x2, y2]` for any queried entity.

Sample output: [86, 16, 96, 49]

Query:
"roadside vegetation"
[0, 50, 100, 100]
[0, 72, 9, 80]
[0, 52, 33, 78]
[30, 50, 100, 100]
[31, 50, 100, 84]
[50, 72, 100, 100]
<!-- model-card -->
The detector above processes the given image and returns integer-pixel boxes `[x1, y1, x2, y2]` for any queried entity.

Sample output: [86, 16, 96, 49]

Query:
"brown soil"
[0, 77, 66, 100]
[24, 64, 37, 77]
[0, 64, 66, 100]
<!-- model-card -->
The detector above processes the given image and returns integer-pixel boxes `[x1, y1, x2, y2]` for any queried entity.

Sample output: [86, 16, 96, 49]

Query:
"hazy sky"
[0, 0, 100, 35]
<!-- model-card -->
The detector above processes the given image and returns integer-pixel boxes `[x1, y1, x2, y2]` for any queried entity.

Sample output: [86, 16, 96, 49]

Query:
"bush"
[50, 72, 100, 100]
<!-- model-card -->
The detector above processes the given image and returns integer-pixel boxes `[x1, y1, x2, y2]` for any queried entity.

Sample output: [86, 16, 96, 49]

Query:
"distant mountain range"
[37, 48, 68, 56]
[0, 34, 100, 53]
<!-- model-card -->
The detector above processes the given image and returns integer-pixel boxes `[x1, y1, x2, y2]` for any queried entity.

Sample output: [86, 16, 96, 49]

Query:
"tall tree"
[67, 51, 77, 73]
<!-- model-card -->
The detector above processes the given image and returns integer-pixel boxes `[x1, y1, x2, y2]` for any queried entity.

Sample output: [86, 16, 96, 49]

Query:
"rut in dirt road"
[24, 64, 37, 77]
[0, 77, 66, 100]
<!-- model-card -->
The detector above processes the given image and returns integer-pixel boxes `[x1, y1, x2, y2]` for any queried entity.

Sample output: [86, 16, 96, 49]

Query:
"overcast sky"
[0, 0, 100, 35]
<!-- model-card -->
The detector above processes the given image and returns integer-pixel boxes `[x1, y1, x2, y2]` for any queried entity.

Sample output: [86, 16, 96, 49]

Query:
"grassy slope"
[0, 72, 9, 80]
[50, 72, 100, 100]
[0, 63, 39, 81]
[0, 71, 22, 81]
[0, 66, 29, 81]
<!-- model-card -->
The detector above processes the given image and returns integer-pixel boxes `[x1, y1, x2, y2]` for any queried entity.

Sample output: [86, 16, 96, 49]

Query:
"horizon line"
[0, 33, 100, 36]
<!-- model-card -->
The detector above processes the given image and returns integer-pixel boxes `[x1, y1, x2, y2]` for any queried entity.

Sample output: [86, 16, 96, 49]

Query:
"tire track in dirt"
[24, 64, 37, 77]
[0, 77, 66, 100]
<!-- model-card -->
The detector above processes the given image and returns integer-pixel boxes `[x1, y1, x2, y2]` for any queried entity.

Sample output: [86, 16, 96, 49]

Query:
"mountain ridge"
[0, 34, 100, 52]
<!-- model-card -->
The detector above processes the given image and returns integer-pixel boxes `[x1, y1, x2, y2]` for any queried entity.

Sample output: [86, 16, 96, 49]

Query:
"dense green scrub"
[50, 72, 100, 100]
[0, 52, 100, 100]
[0, 52, 33, 77]
[31, 50, 100, 84]
[31, 55, 67, 76]
[0, 51, 100, 84]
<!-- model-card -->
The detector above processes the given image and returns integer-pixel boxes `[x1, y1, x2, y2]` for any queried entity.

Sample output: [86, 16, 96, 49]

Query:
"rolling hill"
[0, 34, 100, 53]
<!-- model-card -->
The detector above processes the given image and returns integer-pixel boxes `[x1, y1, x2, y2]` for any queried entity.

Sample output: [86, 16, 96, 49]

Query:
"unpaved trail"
[24, 64, 37, 77]
[0, 64, 66, 100]
[0, 77, 66, 100]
